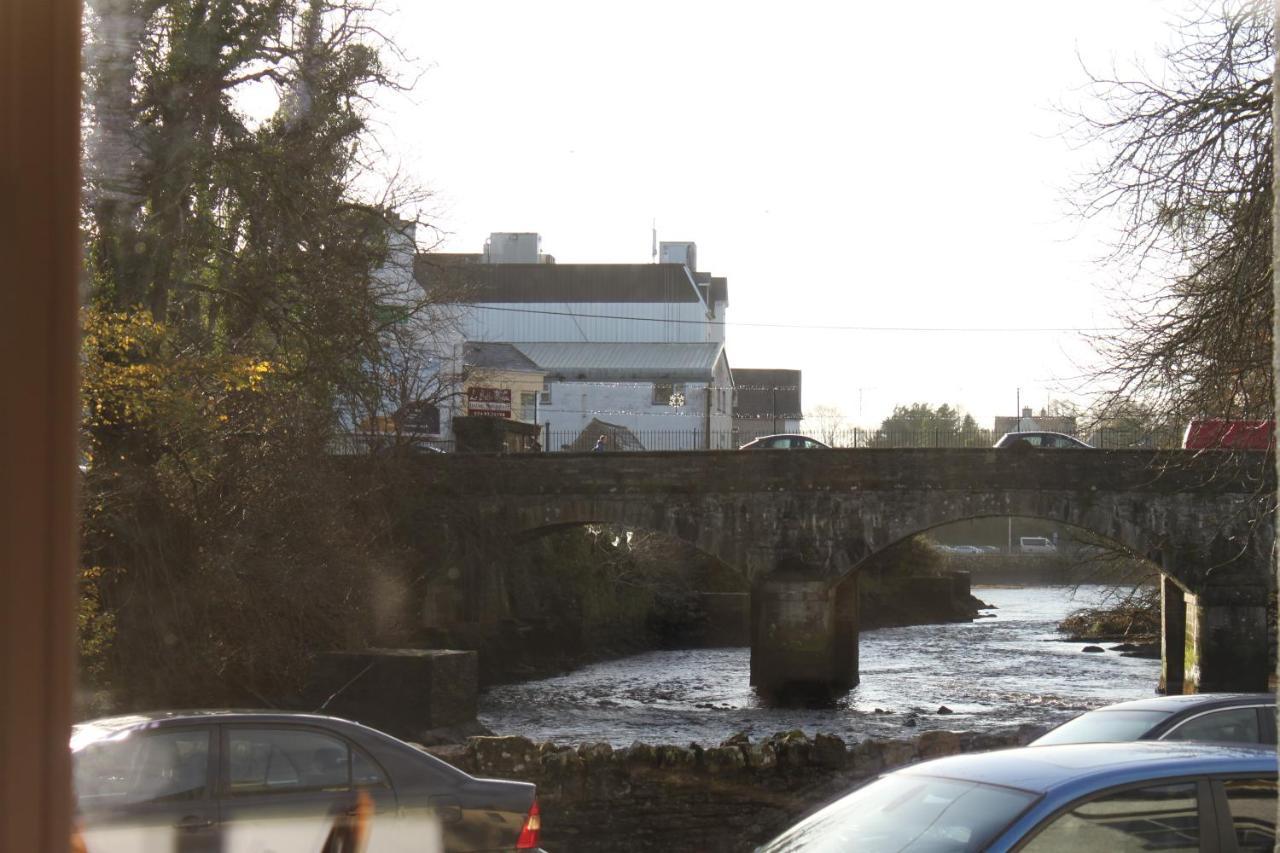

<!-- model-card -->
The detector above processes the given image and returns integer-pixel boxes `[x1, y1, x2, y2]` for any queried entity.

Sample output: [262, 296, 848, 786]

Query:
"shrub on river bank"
[1058, 588, 1159, 642]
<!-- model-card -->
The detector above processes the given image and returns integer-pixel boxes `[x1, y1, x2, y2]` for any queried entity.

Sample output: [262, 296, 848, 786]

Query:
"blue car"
[758, 741, 1277, 852]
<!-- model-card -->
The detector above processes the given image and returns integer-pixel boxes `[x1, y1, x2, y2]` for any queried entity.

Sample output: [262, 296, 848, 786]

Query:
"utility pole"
[1009, 386, 1019, 553]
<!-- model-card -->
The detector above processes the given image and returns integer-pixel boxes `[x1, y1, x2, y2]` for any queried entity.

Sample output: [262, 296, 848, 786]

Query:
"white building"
[510, 341, 733, 450]
[414, 233, 734, 449]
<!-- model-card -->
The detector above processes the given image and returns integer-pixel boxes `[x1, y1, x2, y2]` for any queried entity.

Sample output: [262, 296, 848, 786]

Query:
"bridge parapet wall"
[411, 449, 1274, 595]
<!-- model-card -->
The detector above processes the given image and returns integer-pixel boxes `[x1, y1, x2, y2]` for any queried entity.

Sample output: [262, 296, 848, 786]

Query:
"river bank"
[430, 724, 1046, 853]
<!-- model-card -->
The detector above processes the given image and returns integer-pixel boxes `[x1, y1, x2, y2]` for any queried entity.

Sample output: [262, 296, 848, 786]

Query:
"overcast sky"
[369, 0, 1200, 427]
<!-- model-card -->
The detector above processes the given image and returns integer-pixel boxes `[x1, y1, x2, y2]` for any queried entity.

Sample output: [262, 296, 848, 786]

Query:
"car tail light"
[515, 797, 541, 849]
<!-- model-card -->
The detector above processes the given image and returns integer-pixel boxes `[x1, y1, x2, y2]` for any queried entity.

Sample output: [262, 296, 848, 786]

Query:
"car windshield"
[759, 774, 1037, 853]
[1032, 709, 1173, 745]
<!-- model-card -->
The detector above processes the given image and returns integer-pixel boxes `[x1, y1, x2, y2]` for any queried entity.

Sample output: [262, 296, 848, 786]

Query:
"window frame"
[519, 390, 538, 421]
[1160, 706, 1270, 745]
[1208, 773, 1279, 852]
[1011, 775, 1216, 852]
[217, 724, 390, 799]
[74, 723, 218, 811]
[651, 382, 686, 406]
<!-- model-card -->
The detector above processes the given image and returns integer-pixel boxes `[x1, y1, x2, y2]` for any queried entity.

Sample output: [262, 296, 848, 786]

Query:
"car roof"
[753, 434, 817, 440]
[1080, 692, 1275, 714]
[899, 741, 1277, 795]
[71, 709, 377, 749]
[999, 431, 1075, 439]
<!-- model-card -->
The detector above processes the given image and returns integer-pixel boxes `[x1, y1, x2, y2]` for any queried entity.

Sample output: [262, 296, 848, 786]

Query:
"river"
[478, 585, 1161, 746]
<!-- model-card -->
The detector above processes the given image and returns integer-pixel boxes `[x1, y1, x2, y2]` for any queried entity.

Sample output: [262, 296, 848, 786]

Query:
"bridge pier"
[1158, 575, 1186, 695]
[749, 574, 859, 695]
[1181, 584, 1270, 693]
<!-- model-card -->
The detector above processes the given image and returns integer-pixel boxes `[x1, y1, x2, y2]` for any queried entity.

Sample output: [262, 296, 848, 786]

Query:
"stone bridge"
[410, 449, 1275, 695]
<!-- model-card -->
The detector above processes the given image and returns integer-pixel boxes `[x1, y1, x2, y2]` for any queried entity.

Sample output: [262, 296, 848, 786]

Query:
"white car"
[1019, 536, 1057, 554]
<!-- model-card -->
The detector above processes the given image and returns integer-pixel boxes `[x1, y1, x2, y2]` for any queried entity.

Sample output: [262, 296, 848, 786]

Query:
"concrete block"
[309, 648, 478, 739]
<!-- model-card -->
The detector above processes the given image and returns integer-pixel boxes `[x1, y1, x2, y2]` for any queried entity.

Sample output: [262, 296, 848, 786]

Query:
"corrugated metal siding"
[457, 302, 720, 344]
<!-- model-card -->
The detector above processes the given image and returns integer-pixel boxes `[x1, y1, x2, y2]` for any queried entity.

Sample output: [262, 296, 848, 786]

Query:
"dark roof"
[415, 256, 707, 304]
[734, 368, 802, 420]
[462, 341, 542, 373]
[427, 252, 484, 264]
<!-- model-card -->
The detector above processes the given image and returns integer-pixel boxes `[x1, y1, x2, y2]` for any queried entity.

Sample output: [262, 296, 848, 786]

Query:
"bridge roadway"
[409, 448, 1275, 695]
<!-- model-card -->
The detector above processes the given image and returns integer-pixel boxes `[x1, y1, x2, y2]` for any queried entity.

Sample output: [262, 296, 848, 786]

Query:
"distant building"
[994, 407, 1078, 437]
[415, 233, 734, 449]
[732, 368, 803, 444]
[458, 341, 546, 426]
[508, 341, 733, 450]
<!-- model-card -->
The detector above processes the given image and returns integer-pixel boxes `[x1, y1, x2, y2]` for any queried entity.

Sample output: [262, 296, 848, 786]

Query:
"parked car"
[71, 710, 542, 853]
[739, 434, 830, 450]
[941, 544, 986, 555]
[756, 741, 1278, 852]
[1018, 536, 1057, 555]
[994, 431, 1093, 449]
[1183, 418, 1275, 451]
[1031, 693, 1277, 747]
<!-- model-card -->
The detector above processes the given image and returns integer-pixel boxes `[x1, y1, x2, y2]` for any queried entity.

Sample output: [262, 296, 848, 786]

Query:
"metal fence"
[330, 433, 456, 455]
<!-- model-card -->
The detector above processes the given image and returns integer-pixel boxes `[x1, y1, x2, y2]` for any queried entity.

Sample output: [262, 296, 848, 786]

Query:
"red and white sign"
[467, 386, 512, 418]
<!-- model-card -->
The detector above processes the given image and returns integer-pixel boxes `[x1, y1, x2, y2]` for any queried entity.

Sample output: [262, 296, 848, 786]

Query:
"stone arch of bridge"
[500, 488, 1271, 694]
[507, 490, 1237, 596]
[826, 491, 1213, 591]
[512, 519, 742, 579]
[508, 499, 746, 580]
[838, 512, 1167, 586]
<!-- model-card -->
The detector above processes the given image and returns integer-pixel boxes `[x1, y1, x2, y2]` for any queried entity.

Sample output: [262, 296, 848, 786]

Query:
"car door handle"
[176, 815, 214, 831]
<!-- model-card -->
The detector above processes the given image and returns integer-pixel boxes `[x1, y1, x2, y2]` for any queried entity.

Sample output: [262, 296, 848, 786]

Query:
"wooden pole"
[0, 0, 82, 849]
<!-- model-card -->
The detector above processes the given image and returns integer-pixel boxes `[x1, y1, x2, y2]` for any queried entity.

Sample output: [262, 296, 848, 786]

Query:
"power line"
[458, 303, 1123, 334]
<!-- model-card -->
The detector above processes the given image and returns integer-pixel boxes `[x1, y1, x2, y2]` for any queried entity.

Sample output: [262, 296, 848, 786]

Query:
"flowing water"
[478, 585, 1161, 746]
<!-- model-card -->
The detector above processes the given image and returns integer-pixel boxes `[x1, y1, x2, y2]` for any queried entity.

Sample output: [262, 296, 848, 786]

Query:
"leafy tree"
[869, 403, 989, 448]
[79, 0, 436, 706]
[1071, 1, 1273, 419]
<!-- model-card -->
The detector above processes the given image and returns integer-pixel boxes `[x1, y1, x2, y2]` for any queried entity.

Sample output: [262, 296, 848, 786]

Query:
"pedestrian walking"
[592, 434, 607, 452]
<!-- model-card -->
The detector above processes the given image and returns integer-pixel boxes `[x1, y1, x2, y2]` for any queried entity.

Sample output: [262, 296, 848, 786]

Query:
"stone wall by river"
[431, 725, 1045, 852]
